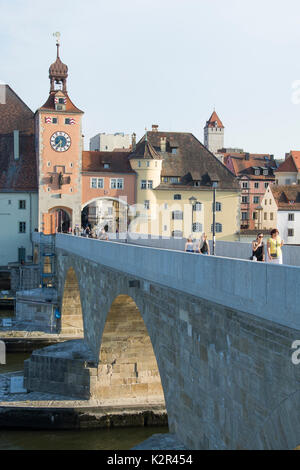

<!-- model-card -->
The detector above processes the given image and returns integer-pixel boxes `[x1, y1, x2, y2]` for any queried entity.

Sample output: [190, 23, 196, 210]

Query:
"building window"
[288, 229, 294, 237]
[254, 182, 259, 189]
[172, 210, 183, 220]
[163, 225, 168, 231]
[144, 200, 150, 210]
[170, 177, 180, 183]
[288, 213, 295, 221]
[253, 212, 258, 220]
[47, 161, 51, 167]
[70, 188, 73, 192]
[263, 170, 269, 176]
[91, 178, 104, 189]
[269, 199, 272, 205]
[285, 179, 291, 185]
[65, 118, 70, 125]
[192, 223, 203, 232]
[242, 182, 248, 189]
[242, 196, 249, 204]
[253, 196, 260, 204]
[70, 162, 73, 168]
[52, 117, 57, 124]
[174, 194, 181, 200]
[110, 178, 124, 189]
[211, 223, 222, 233]
[58, 98, 65, 104]
[265, 183, 269, 189]
[255, 170, 260, 176]
[265, 199, 267, 205]
[19, 222, 26, 233]
[171, 148, 177, 155]
[147, 180, 153, 189]
[19, 200, 26, 209]
[146, 161, 150, 167]
[270, 212, 274, 221]
[241, 212, 248, 220]
[138, 161, 141, 168]
[104, 163, 110, 169]
[216, 202, 222, 212]
[162, 177, 168, 183]
[172, 230, 183, 238]
[141, 180, 147, 189]
[8, 200, 11, 205]
[194, 181, 201, 187]
[264, 213, 267, 220]
[107, 207, 113, 216]
[164, 203, 168, 210]
[194, 202, 202, 211]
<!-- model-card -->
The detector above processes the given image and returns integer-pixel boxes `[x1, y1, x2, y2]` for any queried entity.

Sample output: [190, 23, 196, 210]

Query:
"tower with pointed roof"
[204, 110, 224, 156]
[35, 35, 84, 233]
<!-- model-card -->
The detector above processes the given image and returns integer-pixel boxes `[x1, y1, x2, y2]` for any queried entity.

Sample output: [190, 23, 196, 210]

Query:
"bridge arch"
[60, 266, 84, 336]
[93, 293, 167, 408]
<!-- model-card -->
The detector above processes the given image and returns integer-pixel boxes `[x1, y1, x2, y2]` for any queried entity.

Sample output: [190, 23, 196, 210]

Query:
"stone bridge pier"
[24, 236, 300, 450]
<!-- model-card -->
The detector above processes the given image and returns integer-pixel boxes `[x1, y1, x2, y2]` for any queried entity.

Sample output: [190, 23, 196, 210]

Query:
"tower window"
[65, 118, 70, 125]
[58, 98, 65, 104]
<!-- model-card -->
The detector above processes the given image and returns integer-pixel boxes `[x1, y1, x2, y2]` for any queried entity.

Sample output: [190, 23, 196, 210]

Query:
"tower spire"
[49, 32, 68, 92]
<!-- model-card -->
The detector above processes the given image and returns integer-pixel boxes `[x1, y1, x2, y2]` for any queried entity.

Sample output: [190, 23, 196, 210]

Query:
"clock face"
[50, 132, 71, 152]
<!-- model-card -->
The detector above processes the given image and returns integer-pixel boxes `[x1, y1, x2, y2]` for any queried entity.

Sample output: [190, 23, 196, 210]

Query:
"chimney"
[13, 130, 19, 160]
[160, 137, 167, 153]
[132, 133, 136, 150]
[152, 124, 159, 132]
[245, 152, 250, 161]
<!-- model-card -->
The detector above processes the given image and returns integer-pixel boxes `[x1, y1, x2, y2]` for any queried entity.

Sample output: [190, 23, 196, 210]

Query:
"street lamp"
[189, 196, 197, 235]
[211, 178, 219, 256]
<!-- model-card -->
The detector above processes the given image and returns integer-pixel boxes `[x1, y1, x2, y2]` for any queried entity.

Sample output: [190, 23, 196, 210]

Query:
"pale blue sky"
[1, 0, 300, 156]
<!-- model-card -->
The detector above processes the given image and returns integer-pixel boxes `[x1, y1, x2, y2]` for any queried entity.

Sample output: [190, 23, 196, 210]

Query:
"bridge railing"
[55, 233, 300, 331]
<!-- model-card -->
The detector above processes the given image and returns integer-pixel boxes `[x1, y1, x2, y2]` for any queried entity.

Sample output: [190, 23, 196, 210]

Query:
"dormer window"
[263, 169, 268, 176]
[194, 181, 201, 187]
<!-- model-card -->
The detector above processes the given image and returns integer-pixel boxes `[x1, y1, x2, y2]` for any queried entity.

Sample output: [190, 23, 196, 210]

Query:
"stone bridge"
[25, 234, 300, 450]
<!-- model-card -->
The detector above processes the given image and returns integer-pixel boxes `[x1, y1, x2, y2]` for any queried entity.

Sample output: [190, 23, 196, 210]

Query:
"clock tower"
[36, 35, 84, 233]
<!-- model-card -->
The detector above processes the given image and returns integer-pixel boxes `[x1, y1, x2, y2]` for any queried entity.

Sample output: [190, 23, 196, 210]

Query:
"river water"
[0, 351, 168, 450]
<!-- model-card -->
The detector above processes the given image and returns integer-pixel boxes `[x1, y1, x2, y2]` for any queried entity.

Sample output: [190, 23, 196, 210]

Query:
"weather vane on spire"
[53, 32, 61, 45]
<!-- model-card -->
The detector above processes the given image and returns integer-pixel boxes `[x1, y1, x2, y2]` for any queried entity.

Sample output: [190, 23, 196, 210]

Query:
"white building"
[90, 132, 132, 152]
[204, 111, 225, 157]
[261, 184, 300, 244]
[275, 151, 300, 185]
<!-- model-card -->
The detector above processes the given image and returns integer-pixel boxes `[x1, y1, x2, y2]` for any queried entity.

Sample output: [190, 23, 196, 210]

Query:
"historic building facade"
[0, 85, 38, 266]
[128, 128, 240, 241]
[223, 152, 277, 231]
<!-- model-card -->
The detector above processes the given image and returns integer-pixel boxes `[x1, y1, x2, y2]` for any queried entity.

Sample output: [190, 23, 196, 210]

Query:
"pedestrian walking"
[185, 236, 194, 253]
[251, 233, 265, 262]
[267, 229, 284, 265]
[200, 233, 210, 255]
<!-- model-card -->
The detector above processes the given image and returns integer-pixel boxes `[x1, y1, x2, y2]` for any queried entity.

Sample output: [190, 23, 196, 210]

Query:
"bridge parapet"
[55, 234, 300, 331]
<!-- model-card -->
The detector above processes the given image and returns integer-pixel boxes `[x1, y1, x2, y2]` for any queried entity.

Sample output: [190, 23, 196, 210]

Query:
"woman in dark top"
[252, 233, 265, 262]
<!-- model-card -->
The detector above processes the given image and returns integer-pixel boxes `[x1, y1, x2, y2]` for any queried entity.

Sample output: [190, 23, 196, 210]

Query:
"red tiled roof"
[0, 85, 34, 134]
[276, 151, 300, 173]
[0, 133, 37, 192]
[82, 151, 134, 173]
[206, 111, 224, 129]
[223, 153, 276, 181]
[271, 184, 300, 210]
[39, 91, 83, 114]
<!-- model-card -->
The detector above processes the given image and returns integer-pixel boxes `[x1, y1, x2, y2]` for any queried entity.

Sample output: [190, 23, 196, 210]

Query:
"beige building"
[128, 128, 240, 241]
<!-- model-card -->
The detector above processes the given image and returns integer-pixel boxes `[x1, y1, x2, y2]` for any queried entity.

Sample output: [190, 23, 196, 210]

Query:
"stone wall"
[24, 245, 300, 449]
[9, 265, 40, 292]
